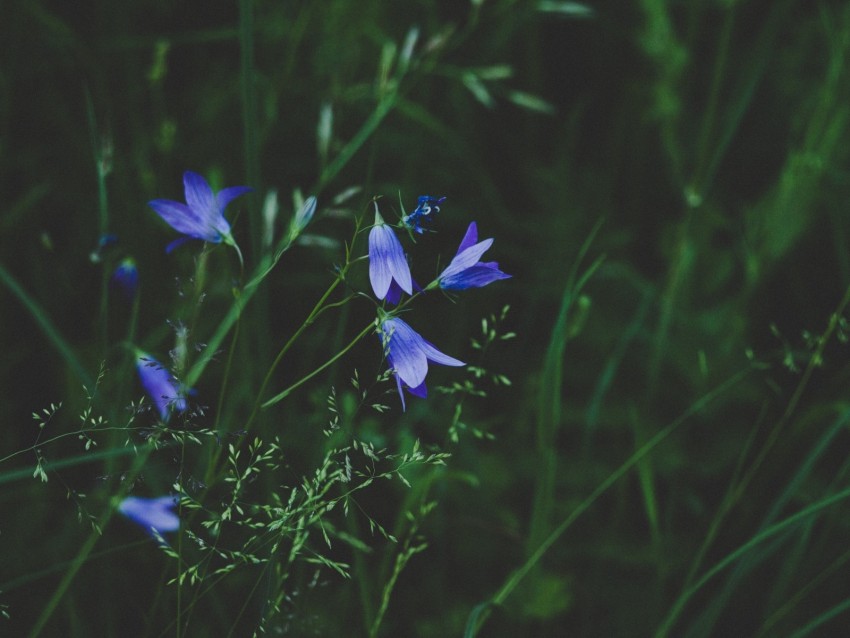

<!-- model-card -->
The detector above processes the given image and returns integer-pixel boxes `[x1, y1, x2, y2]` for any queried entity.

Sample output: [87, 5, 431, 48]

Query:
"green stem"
[467, 367, 751, 637]
[239, 0, 260, 255]
[0, 262, 93, 389]
[680, 281, 850, 592]
[261, 321, 375, 408]
[243, 273, 345, 425]
[176, 441, 185, 638]
[28, 432, 163, 637]
[655, 485, 850, 638]
[315, 92, 397, 194]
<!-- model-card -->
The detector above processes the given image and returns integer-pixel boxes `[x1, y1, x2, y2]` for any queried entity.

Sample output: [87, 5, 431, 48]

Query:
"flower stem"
[261, 320, 375, 408]
[244, 269, 347, 426]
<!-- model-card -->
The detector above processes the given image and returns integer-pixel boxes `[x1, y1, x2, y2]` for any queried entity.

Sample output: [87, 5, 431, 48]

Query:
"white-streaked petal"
[136, 353, 184, 421]
[119, 496, 180, 533]
[148, 199, 209, 239]
[183, 171, 216, 219]
[369, 225, 412, 298]
[369, 226, 393, 298]
[374, 226, 412, 294]
[420, 337, 465, 367]
[441, 262, 511, 290]
[383, 318, 428, 387]
[440, 238, 494, 281]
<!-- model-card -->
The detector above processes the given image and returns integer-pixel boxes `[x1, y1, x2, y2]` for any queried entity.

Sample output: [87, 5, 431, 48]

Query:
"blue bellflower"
[119, 496, 180, 535]
[369, 209, 412, 300]
[148, 171, 252, 254]
[136, 351, 187, 421]
[403, 195, 445, 234]
[110, 257, 139, 300]
[384, 278, 423, 306]
[438, 222, 511, 290]
[379, 316, 464, 410]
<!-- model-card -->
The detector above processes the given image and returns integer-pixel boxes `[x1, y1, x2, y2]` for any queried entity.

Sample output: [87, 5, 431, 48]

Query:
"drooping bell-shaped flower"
[437, 222, 511, 290]
[368, 209, 412, 300]
[119, 495, 180, 535]
[378, 316, 464, 410]
[148, 171, 252, 254]
[135, 351, 187, 421]
[110, 257, 139, 300]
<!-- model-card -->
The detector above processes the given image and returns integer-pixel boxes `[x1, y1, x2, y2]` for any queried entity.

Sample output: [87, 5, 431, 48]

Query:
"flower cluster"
[369, 198, 510, 410]
[142, 172, 509, 415]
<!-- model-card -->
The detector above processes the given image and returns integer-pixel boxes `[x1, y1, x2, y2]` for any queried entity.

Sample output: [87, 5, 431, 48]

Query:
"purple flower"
[385, 278, 423, 306]
[119, 496, 180, 535]
[438, 222, 511, 290]
[110, 257, 138, 300]
[379, 316, 464, 410]
[135, 351, 187, 421]
[403, 195, 445, 234]
[148, 171, 252, 253]
[369, 209, 412, 300]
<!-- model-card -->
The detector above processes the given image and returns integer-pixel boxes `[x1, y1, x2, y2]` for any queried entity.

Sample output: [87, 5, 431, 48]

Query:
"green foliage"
[3, 0, 850, 636]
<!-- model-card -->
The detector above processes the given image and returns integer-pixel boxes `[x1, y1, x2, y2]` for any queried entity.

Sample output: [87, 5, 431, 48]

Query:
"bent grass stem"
[466, 367, 751, 637]
[261, 321, 375, 408]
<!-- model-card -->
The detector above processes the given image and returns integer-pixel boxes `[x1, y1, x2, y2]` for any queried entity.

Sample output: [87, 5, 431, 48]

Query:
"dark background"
[3, 1, 850, 636]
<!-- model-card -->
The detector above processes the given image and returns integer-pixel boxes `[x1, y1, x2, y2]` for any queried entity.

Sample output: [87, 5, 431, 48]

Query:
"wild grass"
[2, 0, 850, 636]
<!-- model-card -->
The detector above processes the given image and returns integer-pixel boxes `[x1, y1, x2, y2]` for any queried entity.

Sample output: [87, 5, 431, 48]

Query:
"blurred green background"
[4, 0, 850, 636]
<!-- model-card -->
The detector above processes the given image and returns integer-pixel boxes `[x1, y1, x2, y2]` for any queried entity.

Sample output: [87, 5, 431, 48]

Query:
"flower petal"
[136, 353, 186, 421]
[369, 225, 412, 299]
[440, 238, 494, 281]
[394, 373, 407, 412]
[215, 186, 253, 234]
[440, 262, 511, 290]
[165, 236, 196, 254]
[407, 380, 428, 398]
[183, 171, 216, 220]
[420, 337, 465, 367]
[110, 258, 138, 300]
[384, 279, 404, 305]
[383, 318, 428, 388]
[369, 227, 392, 299]
[119, 496, 180, 533]
[385, 277, 423, 305]
[456, 222, 479, 254]
[148, 199, 210, 239]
